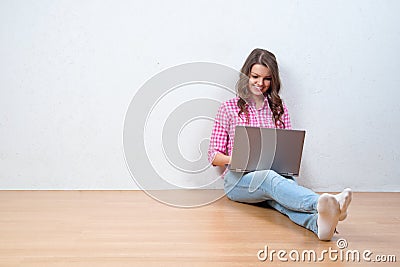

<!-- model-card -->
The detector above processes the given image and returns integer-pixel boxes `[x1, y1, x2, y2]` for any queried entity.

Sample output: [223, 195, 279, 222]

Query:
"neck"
[251, 95, 265, 109]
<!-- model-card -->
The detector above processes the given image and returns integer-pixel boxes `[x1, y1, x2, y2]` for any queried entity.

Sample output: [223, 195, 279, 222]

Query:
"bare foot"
[335, 188, 353, 221]
[317, 193, 340, 241]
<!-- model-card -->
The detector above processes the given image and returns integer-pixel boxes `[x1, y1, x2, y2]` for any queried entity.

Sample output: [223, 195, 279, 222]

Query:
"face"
[248, 64, 272, 97]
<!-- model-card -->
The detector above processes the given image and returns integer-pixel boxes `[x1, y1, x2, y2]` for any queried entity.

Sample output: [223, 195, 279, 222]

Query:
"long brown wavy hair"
[236, 48, 286, 128]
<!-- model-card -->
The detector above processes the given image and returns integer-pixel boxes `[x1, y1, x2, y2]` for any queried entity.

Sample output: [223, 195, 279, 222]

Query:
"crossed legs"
[224, 170, 353, 240]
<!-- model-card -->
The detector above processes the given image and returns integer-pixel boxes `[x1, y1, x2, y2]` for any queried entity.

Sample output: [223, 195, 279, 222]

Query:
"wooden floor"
[0, 191, 399, 266]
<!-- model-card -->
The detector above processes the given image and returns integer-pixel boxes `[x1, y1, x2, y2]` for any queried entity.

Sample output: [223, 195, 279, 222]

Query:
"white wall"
[1, 0, 399, 191]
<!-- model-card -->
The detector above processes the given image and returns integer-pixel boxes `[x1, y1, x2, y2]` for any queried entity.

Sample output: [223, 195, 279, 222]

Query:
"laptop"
[229, 126, 306, 176]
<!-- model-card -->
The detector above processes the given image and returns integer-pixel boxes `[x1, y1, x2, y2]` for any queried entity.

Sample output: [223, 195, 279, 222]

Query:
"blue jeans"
[224, 170, 319, 234]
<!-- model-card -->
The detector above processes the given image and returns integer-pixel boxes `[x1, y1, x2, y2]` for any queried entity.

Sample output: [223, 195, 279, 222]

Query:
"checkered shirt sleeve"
[207, 103, 229, 164]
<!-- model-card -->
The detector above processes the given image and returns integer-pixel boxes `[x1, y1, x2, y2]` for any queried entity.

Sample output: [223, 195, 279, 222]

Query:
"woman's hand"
[212, 153, 231, 167]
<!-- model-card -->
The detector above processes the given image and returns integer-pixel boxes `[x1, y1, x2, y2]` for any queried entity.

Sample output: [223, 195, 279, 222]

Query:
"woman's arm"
[212, 153, 231, 167]
[208, 103, 231, 167]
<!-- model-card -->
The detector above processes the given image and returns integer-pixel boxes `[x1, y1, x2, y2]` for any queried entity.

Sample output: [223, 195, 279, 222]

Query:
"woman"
[207, 48, 352, 241]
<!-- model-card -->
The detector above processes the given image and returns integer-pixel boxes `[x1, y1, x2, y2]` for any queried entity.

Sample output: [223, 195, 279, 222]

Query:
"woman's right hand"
[212, 153, 231, 167]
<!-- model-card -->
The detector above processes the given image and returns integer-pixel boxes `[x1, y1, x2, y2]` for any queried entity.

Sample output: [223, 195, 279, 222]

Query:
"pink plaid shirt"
[207, 97, 292, 166]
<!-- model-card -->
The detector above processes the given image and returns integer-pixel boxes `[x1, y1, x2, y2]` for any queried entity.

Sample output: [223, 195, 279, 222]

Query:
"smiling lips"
[253, 85, 264, 92]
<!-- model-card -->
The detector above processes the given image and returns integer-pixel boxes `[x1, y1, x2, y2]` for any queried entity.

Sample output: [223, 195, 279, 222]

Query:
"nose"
[256, 78, 263, 86]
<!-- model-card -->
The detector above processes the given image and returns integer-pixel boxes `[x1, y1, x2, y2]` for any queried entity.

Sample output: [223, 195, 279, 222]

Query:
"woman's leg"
[224, 170, 352, 240]
[266, 200, 318, 234]
[224, 170, 319, 212]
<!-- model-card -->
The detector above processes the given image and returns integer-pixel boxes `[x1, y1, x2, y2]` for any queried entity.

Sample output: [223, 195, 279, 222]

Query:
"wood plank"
[0, 191, 399, 266]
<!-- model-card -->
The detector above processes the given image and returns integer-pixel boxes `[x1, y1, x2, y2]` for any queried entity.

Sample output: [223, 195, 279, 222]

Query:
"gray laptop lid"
[229, 126, 305, 176]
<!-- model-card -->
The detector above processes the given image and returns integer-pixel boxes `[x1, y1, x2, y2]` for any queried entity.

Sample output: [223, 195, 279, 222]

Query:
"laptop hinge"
[282, 172, 295, 176]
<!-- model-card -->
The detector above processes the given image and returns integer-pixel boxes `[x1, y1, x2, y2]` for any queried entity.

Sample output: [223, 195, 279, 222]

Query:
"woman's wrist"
[212, 153, 231, 167]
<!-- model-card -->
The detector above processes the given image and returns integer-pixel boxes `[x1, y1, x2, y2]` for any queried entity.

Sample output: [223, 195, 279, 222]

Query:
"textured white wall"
[0, 0, 399, 191]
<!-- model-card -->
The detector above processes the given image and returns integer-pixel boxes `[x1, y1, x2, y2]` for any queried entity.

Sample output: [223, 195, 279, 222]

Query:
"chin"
[250, 91, 263, 96]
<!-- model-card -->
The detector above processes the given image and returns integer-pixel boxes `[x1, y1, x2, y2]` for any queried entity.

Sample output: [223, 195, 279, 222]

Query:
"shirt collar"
[246, 96, 269, 110]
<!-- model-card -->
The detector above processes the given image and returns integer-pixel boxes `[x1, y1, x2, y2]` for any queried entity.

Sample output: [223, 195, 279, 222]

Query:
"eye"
[251, 75, 258, 79]
[264, 77, 272, 81]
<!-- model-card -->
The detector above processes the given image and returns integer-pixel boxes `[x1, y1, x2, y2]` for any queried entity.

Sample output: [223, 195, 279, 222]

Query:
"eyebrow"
[250, 72, 271, 78]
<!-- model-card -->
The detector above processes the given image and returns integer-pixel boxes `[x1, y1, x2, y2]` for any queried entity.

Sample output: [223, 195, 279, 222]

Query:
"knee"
[252, 169, 277, 176]
[254, 169, 279, 180]
[266, 169, 279, 177]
